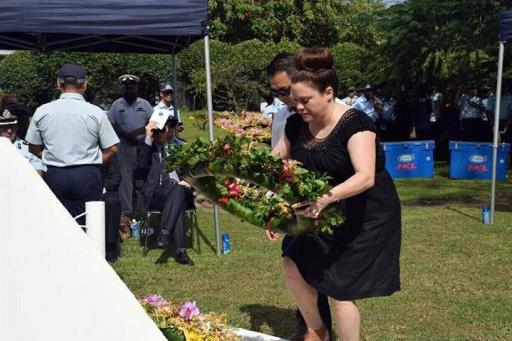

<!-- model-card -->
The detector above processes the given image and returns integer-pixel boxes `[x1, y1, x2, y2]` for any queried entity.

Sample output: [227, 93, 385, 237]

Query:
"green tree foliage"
[0, 52, 173, 111]
[209, 0, 384, 48]
[178, 39, 301, 112]
[376, 0, 508, 87]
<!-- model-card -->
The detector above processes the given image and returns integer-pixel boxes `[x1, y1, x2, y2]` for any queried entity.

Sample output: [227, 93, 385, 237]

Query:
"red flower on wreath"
[219, 196, 229, 205]
[224, 180, 241, 198]
[281, 160, 295, 182]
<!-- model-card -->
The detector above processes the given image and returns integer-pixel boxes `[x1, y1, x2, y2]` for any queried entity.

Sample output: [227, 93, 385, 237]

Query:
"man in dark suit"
[139, 117, 194, 266]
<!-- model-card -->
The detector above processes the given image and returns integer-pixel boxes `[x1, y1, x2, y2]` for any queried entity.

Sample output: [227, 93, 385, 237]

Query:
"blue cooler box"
[381, 140, 435, 178]
[449, 141, 511, 181]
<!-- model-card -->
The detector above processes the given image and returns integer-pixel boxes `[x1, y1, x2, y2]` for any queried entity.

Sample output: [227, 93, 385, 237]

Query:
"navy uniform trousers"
[44, 165, 102, 226]
[149, 183, 195, 249]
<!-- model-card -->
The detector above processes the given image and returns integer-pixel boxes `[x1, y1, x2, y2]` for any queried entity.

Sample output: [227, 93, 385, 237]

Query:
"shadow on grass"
[240, 304, 296, 338]
[446, 207, 480, 222]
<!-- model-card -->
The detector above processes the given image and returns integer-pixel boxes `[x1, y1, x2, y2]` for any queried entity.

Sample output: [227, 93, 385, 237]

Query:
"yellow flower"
[183, 329, 203, 341]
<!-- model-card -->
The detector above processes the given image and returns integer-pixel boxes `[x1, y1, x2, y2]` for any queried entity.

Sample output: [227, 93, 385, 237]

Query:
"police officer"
[154, 84, 184, 144]
[353, 84, 383, 122]
[0, 109, 46, 175]
[25, 64, 119, 225]
[456, 84, 487, 141]
[340, 87, 358, 106]
[154, 84, 182, 126]
[107, 75, 153, 218]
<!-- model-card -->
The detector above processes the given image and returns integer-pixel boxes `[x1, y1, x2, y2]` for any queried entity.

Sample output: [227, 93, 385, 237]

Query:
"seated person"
[0, 109, 46, 175]
[101, 154, 122, 262]
[139, 117, 195, 266]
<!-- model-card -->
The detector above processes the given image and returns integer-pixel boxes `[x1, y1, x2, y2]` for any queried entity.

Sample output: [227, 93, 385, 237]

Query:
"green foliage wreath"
[165, 135, 344, 236]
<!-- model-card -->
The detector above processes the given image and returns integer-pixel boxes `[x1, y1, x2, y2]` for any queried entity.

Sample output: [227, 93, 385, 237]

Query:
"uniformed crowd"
[0, 64, 193, 265]
[264, 80, 512, 160]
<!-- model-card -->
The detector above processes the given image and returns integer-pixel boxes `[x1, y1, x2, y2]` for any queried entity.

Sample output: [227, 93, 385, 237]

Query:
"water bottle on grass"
[222, 233, 231, 254]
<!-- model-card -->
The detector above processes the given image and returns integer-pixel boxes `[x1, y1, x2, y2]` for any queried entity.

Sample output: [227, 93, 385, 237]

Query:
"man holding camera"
[138, 116, 194, 266]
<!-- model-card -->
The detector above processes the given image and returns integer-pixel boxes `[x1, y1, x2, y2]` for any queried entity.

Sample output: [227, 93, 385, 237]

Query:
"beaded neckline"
[300, 108, 358, 150]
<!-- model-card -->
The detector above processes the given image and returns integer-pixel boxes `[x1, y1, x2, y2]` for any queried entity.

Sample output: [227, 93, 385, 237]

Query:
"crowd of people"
[0, 64, 194, 265]
[264, 78, 512, 162]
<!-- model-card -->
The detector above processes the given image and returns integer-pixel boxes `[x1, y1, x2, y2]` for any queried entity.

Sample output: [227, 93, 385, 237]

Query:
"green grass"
[113, 206, 512, 340]
[111, 113, 512, 340]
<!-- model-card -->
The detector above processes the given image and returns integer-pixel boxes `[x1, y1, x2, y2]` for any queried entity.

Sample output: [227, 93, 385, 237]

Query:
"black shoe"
[176, 250, 194, 266]
[156, 230, 170, 249]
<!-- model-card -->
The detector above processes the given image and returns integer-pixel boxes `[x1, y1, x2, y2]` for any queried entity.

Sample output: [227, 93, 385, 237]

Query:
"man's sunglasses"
[270, 86, 291, 97]
[161, 91, 173, 96]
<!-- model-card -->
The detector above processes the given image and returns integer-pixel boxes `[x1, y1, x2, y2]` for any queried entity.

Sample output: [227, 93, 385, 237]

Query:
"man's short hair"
[266, 53, 295, 77]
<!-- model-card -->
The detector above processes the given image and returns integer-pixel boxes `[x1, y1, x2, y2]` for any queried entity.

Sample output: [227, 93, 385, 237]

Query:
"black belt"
[46, 164, 100, 169]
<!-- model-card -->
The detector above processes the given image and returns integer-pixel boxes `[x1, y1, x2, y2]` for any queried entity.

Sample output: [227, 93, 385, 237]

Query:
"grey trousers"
[118, 142, 137, 215]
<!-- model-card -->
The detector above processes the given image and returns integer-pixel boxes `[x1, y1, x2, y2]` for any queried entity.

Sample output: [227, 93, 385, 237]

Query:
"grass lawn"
[113, 111, 512, 340]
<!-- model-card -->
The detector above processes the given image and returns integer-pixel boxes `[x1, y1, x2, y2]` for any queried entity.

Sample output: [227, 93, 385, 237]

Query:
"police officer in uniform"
[0, 109, 46, 175]
[107, 75, 153, 218]
[26, 64, 119, 225]
[154, 84, 185, 145]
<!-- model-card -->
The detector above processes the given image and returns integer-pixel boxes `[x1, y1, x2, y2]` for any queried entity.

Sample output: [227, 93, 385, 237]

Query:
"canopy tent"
[490, 10, 512, 224]
[0, 0, 222, 252]
[0, 0, 206, 53]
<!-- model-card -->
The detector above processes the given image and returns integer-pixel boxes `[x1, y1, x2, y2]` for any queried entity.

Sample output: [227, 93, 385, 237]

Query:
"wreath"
[165, 135, 344, 236]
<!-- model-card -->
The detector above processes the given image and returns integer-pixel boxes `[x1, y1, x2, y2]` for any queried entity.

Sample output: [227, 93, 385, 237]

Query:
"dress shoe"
[156, 230, 170, 249]
[176, 250, 194, 266]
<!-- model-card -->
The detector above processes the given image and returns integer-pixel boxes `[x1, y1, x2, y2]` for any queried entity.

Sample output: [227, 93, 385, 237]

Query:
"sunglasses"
[161, 91, 173, 96]
[270, 86, 291, 98]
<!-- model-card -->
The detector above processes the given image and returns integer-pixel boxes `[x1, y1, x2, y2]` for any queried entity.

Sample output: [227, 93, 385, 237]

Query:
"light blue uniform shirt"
[487, 94, 512, 121]
[14, 137, 46, 171]
[382, 98, 396, 122]
[261, 98, 285, 119]
[352, 96, 380, 122]
[107, 97, 153, 143]
[25, 93, 119, 167]
[458, 94, 483, 119]
[154, 100, 181, 122]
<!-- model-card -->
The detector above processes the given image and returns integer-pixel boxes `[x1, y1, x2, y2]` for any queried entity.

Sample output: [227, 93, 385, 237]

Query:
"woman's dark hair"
[292, 48, 338, 95]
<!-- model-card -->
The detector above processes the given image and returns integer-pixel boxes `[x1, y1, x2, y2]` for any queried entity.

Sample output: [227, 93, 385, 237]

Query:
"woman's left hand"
[292, 195, 331, 219]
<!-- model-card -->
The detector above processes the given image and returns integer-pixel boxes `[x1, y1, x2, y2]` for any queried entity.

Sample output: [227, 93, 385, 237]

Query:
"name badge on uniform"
[150, 109, 171, 130]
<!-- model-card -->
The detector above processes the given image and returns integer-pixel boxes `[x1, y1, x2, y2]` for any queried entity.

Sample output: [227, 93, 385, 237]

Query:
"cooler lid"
[449, 141, 511, 151]
[382, 140, 436, 151]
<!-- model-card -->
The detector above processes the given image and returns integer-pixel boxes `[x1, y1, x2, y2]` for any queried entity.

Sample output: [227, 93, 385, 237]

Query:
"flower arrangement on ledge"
[165, 134, 345, 235]
[214, 111, 271, 142]
[138, 294, 239, 341]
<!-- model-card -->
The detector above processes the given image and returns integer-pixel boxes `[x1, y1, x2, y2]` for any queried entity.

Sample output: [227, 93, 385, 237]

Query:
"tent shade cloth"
[0, 0, 207, 53]
[499, 10, 512, 43]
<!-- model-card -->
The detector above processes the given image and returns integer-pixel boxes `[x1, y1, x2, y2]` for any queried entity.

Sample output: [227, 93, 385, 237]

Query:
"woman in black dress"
[271, 48, 401, 341]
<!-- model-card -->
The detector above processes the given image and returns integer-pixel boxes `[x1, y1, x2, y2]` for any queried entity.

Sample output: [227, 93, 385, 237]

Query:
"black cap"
[57, 64, 87, 85]
[0, 109, 18, 126]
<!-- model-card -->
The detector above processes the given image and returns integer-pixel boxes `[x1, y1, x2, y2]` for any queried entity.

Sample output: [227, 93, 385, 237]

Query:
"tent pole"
[490, 42, 505, 224]
[172, 54, 178, 109]
[204, 32, 222, 255]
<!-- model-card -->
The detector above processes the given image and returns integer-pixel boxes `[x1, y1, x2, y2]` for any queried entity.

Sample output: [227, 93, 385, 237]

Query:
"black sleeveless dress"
[282, 109, 401, 300]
